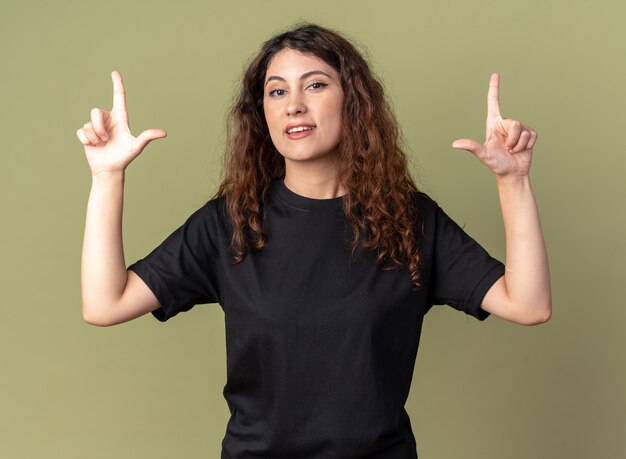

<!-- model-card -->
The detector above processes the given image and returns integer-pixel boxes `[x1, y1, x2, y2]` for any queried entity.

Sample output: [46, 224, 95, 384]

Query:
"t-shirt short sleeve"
[127, 203, 222, 322]
[428, 203, 505, 321]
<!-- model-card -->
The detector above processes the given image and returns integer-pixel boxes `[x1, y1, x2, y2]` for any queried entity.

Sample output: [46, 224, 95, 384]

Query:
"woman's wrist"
[495, 173, 531, 191]
[91, 169, 126, 184]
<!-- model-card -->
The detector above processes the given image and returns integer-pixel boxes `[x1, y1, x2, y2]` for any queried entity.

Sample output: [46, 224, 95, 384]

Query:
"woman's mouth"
[286, 125, 316, 139]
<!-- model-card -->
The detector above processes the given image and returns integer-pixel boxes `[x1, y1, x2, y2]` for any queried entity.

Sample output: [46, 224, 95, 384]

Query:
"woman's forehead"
[265, 48, 337, 78]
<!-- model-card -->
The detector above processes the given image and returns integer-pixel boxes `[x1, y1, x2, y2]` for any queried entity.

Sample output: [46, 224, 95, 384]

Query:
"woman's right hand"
[76, 71, 167, 176]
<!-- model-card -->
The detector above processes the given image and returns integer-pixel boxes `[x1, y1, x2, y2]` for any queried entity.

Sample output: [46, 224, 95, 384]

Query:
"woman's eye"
[308, 82, 328, 90]
[268, 89, 286, 97]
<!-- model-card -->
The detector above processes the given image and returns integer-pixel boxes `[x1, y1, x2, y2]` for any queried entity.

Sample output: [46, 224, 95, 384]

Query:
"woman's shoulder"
[177, 194, 230, 231]
[408, 189, 438, 214]
[406, 190, 449, 239]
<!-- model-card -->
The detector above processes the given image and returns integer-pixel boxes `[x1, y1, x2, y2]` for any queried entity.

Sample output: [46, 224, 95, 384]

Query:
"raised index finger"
[487, 72, 501, 119]
[111, 70, 127, 113]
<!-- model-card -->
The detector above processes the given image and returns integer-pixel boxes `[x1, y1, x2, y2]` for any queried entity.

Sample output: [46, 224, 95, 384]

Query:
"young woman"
[77, 24, 551, 459]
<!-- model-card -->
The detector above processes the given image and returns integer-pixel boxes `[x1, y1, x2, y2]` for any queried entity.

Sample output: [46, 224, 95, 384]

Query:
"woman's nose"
[286, 92, 307, 116]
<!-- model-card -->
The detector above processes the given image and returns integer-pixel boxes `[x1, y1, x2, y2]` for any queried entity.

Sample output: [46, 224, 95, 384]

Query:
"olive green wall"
[2, 0, 624, 457]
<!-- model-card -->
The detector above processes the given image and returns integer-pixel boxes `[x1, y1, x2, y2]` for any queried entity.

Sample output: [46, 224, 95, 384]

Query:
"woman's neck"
[283, 160, 345, 199]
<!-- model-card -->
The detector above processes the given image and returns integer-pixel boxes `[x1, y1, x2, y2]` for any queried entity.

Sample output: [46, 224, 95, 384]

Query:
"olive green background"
[1, 0, 624, 457]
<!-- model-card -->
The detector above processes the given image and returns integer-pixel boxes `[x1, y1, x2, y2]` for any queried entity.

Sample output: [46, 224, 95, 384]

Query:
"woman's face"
[263, 48, 344, 167]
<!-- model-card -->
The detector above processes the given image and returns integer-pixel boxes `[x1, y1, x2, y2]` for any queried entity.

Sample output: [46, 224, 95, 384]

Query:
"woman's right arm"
[77, 71, 167, 326]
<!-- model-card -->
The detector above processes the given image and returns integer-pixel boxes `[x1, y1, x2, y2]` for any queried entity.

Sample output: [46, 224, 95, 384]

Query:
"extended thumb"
[136, 129, 167, 150]
[452, 138, 482, 154]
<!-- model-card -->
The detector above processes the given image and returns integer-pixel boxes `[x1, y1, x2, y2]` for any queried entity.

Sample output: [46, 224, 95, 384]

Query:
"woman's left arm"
[452, 73, 552, 325]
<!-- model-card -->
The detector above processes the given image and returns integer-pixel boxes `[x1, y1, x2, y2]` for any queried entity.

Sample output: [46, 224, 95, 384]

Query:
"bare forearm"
[81, 171, 128, 321]
[496, 175, 552, 320]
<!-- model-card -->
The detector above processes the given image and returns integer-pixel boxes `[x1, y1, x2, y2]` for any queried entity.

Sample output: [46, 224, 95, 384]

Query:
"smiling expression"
[263, 48, 344, 167]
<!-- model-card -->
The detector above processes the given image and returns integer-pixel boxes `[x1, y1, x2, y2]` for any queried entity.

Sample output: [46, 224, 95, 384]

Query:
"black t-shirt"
[128, 178, 504, 459]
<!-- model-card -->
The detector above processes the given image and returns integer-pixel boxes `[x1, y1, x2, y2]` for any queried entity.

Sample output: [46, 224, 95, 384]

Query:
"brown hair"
[215, 23, 423, 288]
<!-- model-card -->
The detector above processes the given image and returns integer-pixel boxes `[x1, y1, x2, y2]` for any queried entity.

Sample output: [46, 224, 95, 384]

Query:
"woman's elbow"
[82, 302, 114, 327]
[520, 302, 552, 326]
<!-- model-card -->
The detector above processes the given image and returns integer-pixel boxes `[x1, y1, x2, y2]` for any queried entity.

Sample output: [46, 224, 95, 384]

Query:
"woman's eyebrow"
[264, 70, 334, 87]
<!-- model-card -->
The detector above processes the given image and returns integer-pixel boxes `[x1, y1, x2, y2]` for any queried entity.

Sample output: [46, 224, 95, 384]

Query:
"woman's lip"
[286, 127, 315, 140]
[284, 123, 316, 133]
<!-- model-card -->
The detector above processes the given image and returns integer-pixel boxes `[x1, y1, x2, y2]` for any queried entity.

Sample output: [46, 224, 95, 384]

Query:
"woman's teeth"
[287, 126, 314, 134]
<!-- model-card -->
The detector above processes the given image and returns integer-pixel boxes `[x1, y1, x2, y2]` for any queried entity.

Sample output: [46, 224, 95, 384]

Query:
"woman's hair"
[215, 23, 423, 288]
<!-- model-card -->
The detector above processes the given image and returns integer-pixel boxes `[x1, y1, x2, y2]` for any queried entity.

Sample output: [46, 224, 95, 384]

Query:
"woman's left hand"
[452, 73, 537, 177]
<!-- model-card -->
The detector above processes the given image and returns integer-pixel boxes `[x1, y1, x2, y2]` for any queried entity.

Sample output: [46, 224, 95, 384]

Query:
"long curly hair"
[215, 23, 423, 288]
